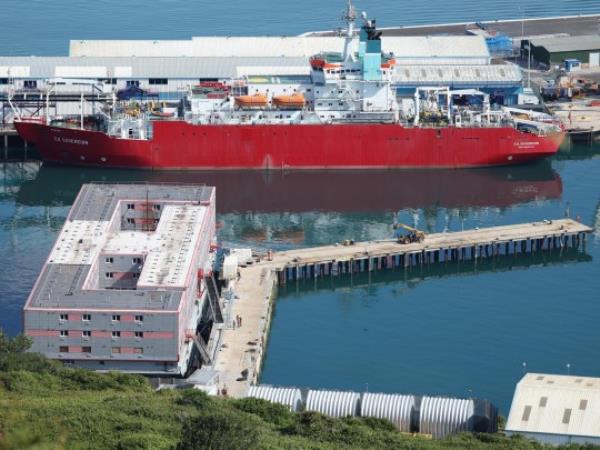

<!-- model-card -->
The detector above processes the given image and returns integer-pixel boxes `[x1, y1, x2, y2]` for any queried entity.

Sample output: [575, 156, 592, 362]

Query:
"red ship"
[14, 3, 564, 170]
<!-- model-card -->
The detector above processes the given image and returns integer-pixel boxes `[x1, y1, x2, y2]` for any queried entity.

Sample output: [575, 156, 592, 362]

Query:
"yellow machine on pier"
[394, 223, 425, 244]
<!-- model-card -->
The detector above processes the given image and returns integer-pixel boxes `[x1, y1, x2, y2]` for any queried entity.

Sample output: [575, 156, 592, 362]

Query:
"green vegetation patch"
[0, 332, 598, 450]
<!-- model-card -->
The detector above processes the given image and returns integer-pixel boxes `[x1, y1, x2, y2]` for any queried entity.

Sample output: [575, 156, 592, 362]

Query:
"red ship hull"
[14, 120, 564, 170]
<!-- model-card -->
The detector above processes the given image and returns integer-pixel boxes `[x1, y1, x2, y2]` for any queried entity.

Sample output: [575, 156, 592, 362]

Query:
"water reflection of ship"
[17, 160, 563, 212]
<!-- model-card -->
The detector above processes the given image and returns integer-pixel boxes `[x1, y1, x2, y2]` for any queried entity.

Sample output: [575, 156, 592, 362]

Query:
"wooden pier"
[212, 219, 592, 398]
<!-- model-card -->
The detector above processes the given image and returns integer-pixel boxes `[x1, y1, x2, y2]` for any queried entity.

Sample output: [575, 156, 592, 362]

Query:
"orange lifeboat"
[272, 93, 305, 109]
[234, 93, 268, 108]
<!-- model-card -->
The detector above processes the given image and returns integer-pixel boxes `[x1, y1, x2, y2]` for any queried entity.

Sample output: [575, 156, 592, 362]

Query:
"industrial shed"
[505, 373, 600, 445]
[526, 35, 600, 66]
[69, 35, 491, 65]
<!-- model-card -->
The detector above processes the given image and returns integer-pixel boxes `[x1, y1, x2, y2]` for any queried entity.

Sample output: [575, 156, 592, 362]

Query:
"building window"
[112, 347, 121, 354]
[149, 78, 168, 85]
[539, 396, 547, 407]
[579, 399, 588, 410]
[105, 257, 114, 263]
[59, 346, 69, 353]
[132, 273, 140, 279]
[521, 405, 532, 421]
[82, 330, 91, 338]
[23, 80, 37, 89]
[135, 331, 144, 338]
[82, 346, 91, 353]
[135, 315, 144, 322]
[59, 314, 69, 321]
[60, 330, 69, 337]
[126, 80, 140, 88]
[134, 347, 144, 354]
[112, 331, 121, 338]
[153, 204, 161, 211]
[562, 408, 572, 424]
[82, 314, 91, 321]
[127, 203, 135, 210]
[126, 218, 135, 224]
[112, 315, 121, 322]
[100, 78, 117, 85]
[132, 257, 142, 264]
[0, 78, 9, 85]
[105, 272, 114, 279]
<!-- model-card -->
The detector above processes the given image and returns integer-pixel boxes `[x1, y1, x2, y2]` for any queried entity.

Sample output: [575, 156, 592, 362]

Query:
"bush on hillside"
[177, 409, 262, 450]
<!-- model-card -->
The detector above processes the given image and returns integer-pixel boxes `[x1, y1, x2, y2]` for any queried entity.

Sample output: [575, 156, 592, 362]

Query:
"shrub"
[177, 409, 261, 450]
[231, 397, 294, 427]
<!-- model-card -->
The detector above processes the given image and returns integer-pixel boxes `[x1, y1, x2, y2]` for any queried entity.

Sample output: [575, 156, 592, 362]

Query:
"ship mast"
[342, 0, 356, 62]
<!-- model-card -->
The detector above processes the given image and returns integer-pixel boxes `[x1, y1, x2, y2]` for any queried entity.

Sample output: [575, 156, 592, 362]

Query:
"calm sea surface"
[1, 0, 599, 55]
[1, 0, 600, 415]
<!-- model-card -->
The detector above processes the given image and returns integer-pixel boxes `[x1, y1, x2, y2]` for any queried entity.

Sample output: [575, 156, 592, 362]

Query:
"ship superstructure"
[14, 2, 564, 169]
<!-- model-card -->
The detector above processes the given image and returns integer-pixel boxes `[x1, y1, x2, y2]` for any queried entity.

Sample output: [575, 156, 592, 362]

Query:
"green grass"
[0, 332, 598, 450]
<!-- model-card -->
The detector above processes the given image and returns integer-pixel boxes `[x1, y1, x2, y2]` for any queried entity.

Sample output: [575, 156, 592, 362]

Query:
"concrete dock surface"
[310, 14, 600, 39]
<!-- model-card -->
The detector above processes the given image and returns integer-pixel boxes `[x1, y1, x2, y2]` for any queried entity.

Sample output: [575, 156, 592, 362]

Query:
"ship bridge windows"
[149, 78, 168, 85]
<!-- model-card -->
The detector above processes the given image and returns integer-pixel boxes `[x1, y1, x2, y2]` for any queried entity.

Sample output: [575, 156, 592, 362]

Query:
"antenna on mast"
[342, 0, 357, 61]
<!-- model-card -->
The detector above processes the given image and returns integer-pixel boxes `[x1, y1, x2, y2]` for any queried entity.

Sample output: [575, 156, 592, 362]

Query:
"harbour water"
[1, 142, 599, 413]
[1, 0, 600, 416]
[1, 0, 599, 55]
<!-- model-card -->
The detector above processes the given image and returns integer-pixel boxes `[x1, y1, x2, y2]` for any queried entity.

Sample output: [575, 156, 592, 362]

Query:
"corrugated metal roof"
[0, 56, 308, 79]
[393, 64, 522, 85]
[69, 36, 490, 61]
[530, 35, 600, 53]
[506, 373, 600, 438]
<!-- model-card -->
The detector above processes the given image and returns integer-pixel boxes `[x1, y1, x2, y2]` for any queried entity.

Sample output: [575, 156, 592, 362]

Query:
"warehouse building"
[23, 183, 220, 376]
[526, 35, 600, 66]
[69, 35, 491, 65]
[505, 373, 600, 445]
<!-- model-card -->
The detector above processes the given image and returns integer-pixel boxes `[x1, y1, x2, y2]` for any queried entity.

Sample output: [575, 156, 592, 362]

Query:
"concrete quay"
[309, 14, 600, 39]
[212, 219, 592, 398]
